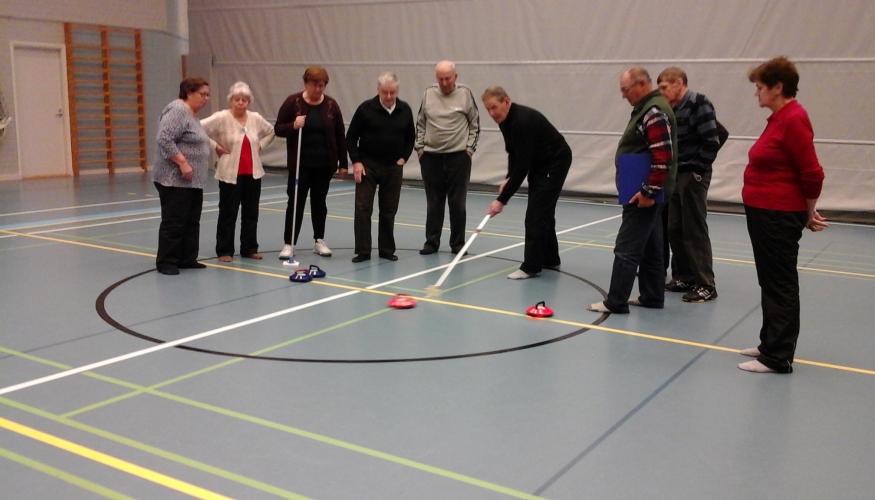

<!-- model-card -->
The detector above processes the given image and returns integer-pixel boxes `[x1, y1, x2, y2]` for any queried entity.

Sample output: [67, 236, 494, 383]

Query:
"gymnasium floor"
[1, 171, 874, 499]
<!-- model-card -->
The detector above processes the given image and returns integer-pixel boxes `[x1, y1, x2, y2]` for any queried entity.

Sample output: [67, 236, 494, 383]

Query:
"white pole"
[430, 213, 491, 289]
[284, 126, 303, 266]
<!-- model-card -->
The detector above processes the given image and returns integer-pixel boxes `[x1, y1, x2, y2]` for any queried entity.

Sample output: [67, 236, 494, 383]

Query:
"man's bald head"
[620, 66, 653, 106]
[435, 60, 458, 95]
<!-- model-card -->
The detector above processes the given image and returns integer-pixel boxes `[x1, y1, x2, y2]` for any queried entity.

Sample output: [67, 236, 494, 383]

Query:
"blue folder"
[617, 153, 665, 205]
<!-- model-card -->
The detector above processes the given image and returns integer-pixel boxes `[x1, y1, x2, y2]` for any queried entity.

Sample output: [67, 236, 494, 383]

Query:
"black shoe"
[451, 247, 467, 256]
[682, 286, 718, 303]
[379, 253, 398, 261]
[156, 264, 179, 275]
[351, 254, 371, 263]
[419, 247, 437, 255]
[665, 279, 694, 292]
[179, 262, 207, 269]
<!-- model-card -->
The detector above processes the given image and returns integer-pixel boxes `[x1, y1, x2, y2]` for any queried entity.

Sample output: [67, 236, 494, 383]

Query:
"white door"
[12, 45, 70, 177]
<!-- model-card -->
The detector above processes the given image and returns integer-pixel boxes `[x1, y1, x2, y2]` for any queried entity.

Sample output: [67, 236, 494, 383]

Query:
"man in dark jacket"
[482, 86, 572, 279]
[657, 67, 722, 303]
[346, 72, 415, 262]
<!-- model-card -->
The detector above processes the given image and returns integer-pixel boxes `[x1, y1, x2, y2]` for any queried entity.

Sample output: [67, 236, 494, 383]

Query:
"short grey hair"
[481, 85, 509, 101]
[227, 81, 253, 102]
[377, 72, 399, 87]
[435, 60, 456, 73]
[625, 66, 652, 84]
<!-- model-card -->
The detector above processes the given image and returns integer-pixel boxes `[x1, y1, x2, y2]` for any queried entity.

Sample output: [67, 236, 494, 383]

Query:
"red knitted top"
[743, 100, 824, 212]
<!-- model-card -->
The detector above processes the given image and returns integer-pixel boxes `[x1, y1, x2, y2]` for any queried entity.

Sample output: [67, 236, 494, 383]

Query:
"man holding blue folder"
[588, 67, 677, 314]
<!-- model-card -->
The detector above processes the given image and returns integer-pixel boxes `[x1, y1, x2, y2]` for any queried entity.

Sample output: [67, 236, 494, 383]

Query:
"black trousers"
[520, 162, 570, 274]
[745, 205, 807, 373]
[284, 167, 334, 245]
[354, 159, 403, 256]
[605, 203, 665, 313]
[667, 170, 715, 287]
[216, 176, 261, 256]
[154, 182, 203, 268]
[419, 151, 471, 251]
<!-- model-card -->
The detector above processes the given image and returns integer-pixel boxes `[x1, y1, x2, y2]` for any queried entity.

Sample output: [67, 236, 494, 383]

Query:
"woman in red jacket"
[738, 57, 828, 374]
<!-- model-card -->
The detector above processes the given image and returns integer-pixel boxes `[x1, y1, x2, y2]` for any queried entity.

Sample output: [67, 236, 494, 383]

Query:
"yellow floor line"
[0, 417, 231, 499]
[3, 230, 875, 376]
[5, 213, 874, 280]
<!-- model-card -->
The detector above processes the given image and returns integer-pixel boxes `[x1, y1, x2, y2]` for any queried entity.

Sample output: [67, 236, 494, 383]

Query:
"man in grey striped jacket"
[415, 60, 480, 255]
[657, 67, 722, 303]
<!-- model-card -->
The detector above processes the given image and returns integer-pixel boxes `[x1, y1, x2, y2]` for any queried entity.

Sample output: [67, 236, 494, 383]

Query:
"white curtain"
[189, 0, 875, 211]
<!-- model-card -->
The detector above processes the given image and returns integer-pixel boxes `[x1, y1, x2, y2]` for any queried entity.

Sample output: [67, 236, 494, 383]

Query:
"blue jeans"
[604, 203, 665, 313]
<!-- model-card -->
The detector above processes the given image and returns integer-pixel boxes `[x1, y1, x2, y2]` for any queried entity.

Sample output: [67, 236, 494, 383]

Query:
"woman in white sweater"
[201, 82, 275, 262]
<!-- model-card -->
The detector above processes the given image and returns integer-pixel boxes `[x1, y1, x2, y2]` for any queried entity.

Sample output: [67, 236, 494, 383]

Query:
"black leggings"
[284, 167, 335, 245]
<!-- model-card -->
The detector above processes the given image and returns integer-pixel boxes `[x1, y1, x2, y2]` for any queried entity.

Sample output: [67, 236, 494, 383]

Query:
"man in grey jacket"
[415, 60, 480, 254]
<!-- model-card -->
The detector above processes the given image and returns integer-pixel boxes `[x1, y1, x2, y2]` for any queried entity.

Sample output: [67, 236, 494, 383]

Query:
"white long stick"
[430, 213, 491, 289]
[285, 126, 303, 265]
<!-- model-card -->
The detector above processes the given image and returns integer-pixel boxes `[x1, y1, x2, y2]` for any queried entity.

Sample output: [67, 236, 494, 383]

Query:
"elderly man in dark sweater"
[346, 72, 415, 262]
[482, 86, 572, 279]
[657, 67, 723, 303]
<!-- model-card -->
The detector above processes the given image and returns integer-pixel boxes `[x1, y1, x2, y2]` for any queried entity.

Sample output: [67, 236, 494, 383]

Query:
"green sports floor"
[1, 171, 874, 499]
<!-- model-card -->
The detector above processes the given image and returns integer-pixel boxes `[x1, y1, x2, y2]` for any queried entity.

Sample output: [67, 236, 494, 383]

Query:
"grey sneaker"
[682, 286, 717, 303]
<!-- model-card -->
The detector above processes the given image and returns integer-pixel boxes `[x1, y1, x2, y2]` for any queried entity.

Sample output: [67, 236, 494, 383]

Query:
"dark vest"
[615, 90, 678, 198]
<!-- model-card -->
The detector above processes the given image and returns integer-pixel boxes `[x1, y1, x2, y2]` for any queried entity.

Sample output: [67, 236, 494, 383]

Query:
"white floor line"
[0, 185, 289, 218]
[0, 192, 352, 239]
[0, 213, 620, 397]
[18, 215, 164, 236]
[0, 197, 162, 218]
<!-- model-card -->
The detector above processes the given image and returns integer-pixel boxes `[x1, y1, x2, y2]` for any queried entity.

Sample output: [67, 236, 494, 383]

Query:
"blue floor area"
[1, 172, 875, 499]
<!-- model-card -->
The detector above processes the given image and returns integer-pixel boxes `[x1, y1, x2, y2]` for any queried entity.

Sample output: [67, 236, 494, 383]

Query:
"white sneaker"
[739, 347, 761, 357]
[738, 359, 776, 373]
[507, 269, 536, 280]
[587, 302, 611, 313]
[313, 239, 332, 256]
[279, 244, 292, 260]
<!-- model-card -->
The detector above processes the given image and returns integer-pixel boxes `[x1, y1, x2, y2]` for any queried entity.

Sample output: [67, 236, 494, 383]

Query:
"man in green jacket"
[589, 67, 677, 314]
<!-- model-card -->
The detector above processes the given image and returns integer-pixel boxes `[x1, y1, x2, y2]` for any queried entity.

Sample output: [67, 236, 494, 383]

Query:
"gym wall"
[0, 0, 187, 178]
[188, 0, 875, 211]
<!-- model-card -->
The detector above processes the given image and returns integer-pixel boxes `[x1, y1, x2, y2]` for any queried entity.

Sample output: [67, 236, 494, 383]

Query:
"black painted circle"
[96, 249, 609, 363]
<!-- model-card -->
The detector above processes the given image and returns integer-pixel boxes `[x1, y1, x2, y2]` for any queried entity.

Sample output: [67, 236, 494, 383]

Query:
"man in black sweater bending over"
[482, 86, 572, 279]
[346, 72, 415, 262]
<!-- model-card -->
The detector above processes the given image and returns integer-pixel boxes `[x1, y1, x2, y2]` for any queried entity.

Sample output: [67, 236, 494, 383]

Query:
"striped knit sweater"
[673, 90, 721, 173]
